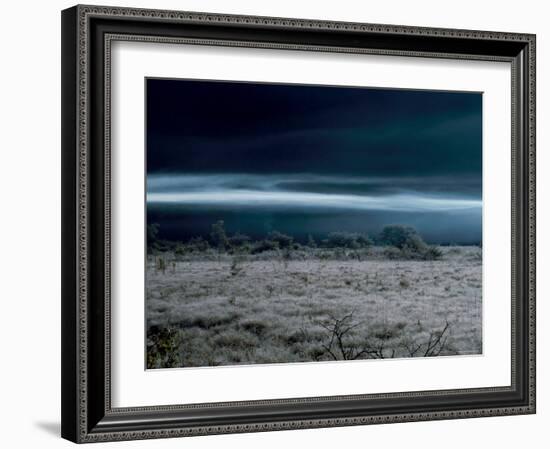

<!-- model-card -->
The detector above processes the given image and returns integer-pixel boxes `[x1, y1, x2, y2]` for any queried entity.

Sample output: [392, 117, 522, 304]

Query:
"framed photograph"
[61, 4, 536, 443]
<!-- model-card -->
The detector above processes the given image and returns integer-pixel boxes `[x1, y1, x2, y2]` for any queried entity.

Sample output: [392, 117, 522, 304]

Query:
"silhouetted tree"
[379, 225, 425, 251]
[210, 220, 229, 250]
[146, 223, 160, 252]
[267, 231, 293, 248]
[307, 234, 317, 248]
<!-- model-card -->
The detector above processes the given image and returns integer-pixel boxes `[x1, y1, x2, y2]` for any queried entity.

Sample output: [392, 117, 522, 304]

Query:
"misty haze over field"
[147, 173, 481, 243]
[146, 79, 482, 244]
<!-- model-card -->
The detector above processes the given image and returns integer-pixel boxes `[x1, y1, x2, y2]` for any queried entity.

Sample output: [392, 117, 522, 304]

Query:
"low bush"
[267, 231, 294, 249]
[228, 232, 251, 248]
[174, 243, 186, 256]
[187, 236, 210, 252]
[378, 225, 442, 260]
[378, 225, 421, 248]
[383, 246, 403, 260]
[423, 246, 443, 260]
[147, 326, 182, 369]
[324, 231, 372, 249]
[240, 319, 269, 336]
[251, 239, 280, 254]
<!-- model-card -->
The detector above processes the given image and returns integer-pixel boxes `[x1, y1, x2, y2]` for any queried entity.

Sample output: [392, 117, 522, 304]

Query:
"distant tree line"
[147, 221, 443, 260]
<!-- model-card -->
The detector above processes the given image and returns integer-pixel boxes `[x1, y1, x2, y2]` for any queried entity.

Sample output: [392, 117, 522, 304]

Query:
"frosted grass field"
[146, 246, 482, 368]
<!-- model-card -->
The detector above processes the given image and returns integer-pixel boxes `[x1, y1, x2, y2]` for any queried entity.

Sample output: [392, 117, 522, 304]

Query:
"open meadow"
[146, 245, 482, 368]
[144, 80, 483, 369]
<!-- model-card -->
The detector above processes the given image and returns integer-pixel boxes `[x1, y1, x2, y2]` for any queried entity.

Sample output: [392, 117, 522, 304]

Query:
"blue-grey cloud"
[148, 173, 480, 195]
[148, 190, 479, 212]
[147, 174, 481, 213]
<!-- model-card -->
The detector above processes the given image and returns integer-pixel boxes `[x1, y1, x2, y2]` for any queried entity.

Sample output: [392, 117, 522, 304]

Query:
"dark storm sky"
[146, 78, 482, 244]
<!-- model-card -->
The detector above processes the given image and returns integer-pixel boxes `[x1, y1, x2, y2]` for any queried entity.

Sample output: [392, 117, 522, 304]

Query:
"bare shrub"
[156, 256, 166, 274]
[316, 312, 398, 360]
[399, 320, 454, 357]
[423, 320, 452, 356]
[317, 312, 366, 360]
[230, 255, 246, 276]
[315, 313, 455, 361]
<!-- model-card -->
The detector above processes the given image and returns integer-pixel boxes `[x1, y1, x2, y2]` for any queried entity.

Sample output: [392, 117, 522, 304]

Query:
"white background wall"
[0, 0, 546, 447]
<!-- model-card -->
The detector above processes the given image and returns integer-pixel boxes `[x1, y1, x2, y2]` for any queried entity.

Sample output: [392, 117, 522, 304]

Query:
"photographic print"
[62, 8, 536, 440]
[145, 78, 483, 369]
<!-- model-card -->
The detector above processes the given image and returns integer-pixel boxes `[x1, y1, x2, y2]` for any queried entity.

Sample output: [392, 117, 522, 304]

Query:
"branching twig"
[423, 320, 450, 357]
[318, 312, 363, 360]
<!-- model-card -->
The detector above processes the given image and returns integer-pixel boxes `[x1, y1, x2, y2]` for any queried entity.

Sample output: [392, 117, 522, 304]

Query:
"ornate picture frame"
[61, 4, 536, 443]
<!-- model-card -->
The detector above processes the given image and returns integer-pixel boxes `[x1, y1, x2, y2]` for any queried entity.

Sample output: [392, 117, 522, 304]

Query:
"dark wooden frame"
[61, 4, 536, 443]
